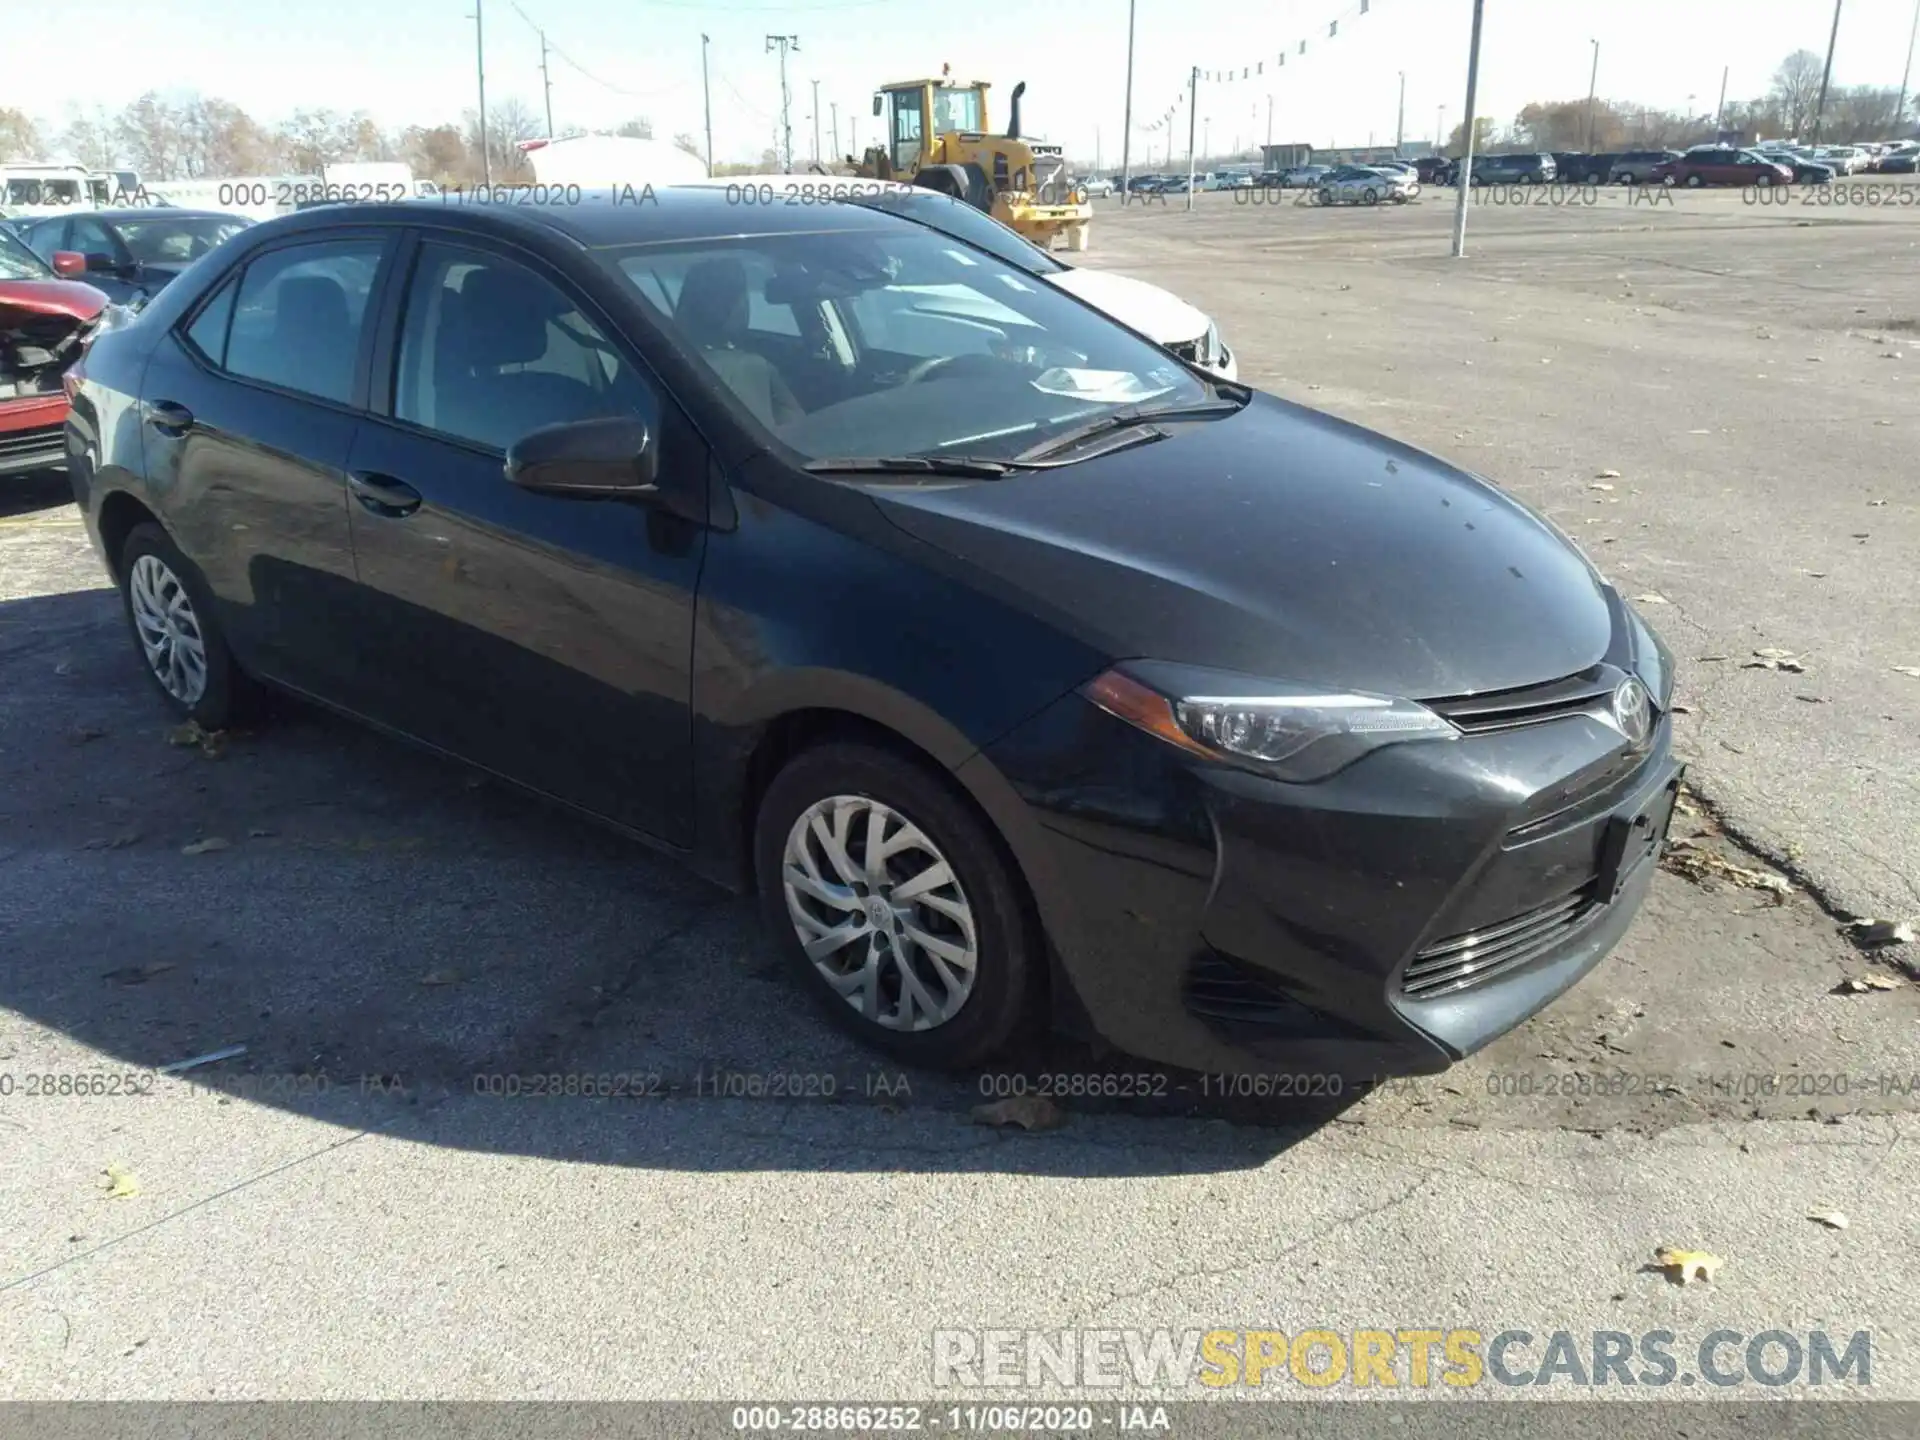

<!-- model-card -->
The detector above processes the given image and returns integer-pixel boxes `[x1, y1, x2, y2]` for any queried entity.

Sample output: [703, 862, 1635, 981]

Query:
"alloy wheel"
[781, 795, 979, 1032]
[128, 554, 209, 705]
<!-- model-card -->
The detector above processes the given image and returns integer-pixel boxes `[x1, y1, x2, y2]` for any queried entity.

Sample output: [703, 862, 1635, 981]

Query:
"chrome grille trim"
[1400, 884, 1599, 998]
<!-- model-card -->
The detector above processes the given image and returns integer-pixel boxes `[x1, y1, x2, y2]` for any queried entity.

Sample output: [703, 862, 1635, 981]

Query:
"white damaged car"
[670, 176, 1236, 381]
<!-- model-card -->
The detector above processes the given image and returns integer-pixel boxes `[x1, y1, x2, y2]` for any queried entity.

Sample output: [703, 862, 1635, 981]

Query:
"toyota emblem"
[1611, 677, 1652, 747]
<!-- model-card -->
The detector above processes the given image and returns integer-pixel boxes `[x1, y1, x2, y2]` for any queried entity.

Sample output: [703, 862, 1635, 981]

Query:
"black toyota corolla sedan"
[62, 190, 1680, 1079]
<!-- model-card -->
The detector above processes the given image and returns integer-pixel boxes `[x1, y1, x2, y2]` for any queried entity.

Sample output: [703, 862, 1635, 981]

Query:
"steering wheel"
[901, 352, 1006, 385]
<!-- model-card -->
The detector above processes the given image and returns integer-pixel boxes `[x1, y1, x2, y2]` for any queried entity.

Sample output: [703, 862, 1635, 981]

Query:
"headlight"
[1193, 321, 1220, 366]
[1083, 664, 1459, 783]
[1624, 602, 1673, 708]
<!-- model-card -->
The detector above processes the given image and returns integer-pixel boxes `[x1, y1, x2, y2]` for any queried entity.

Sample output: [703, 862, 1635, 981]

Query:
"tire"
[1518, 172, 1536, 185]
[753, 742, 1041, 1070]
[1362, 187, 1380, 205]
[117, 521, 255, 729]
[1685, 173, 1702, 187]
[1317, 188, 1333, 205]
[1754, 173, 1772, 187]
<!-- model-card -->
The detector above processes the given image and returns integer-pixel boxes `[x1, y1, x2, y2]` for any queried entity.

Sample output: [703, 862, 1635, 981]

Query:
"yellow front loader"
[850, 70, 1092, 252]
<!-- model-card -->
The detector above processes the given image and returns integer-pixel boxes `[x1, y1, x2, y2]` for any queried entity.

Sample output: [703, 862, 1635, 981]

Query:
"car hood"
[873, 393, 1613, 699]
[0, 277, 109, 323]
[1043, 267, 1208, 346]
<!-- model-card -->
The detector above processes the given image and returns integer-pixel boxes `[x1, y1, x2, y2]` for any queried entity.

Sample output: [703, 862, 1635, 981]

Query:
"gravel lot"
[2, 182, 1917, 1415]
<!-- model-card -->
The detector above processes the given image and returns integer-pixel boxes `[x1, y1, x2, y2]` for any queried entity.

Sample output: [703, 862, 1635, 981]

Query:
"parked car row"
[1426, 139, 1918, 188]
[57, 184, 1679, 1080]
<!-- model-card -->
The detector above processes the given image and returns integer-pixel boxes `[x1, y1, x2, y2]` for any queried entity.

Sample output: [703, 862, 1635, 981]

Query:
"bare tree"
[0, 108, 44, 162]
[279, 108, 354, 174]
[54, 104, 119, 170]
[613, 117, 654, 139]
[1770, 50, 1824, 139]
[115, 94, 189, 180]
[1823, 85, 1906, 141]
[672, 131, 704, 162]
[398, 124, 468, 183]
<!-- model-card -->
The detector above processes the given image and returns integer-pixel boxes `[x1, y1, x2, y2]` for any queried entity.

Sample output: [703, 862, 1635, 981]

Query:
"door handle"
[348, 471, 422, 519]
[144, 399, 194, 436]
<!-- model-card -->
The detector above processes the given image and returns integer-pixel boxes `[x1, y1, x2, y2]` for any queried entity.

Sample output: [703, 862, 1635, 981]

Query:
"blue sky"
[12, 0, 1919, 165]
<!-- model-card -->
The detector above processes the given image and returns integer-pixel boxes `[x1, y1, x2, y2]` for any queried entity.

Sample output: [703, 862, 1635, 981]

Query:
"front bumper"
[0, 400, 70, 476]
[972, 676, 1680, 1079]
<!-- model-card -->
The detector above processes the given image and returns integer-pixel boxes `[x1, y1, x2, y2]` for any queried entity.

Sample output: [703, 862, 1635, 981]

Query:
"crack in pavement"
[1064, 1171, 1438, 1326]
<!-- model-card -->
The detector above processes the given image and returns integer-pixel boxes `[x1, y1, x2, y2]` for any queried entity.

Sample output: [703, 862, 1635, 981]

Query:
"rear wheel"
[1685, 173, 1703, 187]
[1362, 187, 1380, 205]
[117, 521, 254, 729]
[754, 742, 1041, 1070]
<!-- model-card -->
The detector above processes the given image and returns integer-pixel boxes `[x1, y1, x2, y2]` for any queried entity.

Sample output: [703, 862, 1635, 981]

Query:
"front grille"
[1400, 883, 1599, 998]
[1427, 667, 1617, 735]
[0, 422, 65, 462]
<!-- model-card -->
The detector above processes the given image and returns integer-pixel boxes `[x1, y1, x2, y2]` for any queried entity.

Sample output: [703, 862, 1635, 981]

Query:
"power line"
[505, 0, 695, 102]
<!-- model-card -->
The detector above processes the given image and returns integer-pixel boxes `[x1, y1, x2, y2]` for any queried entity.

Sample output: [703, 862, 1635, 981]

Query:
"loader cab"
[875, 80, 989, 174]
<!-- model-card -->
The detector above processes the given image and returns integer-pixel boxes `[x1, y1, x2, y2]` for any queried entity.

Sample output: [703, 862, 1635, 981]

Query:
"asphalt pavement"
[2, 182, 1917, 1423]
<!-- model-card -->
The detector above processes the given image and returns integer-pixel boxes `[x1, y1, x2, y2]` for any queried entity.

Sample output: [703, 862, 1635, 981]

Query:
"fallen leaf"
[1634, 593, 1670, 605]
[1794, 694, 1828, 704]
[1867, 500, 1887, 507]
[67, 726, 107, 746]
[1654, 1247, 1722, 1284]
[106, 828, 143, 850]
[1743, 649, 1806, 673]
[54, 662, 74, 677]
[1589, 482, 1615, 492]
[180, 838, 230, 856]
[1670, 703, 1694, 715]
[165, 720, 228, 758]
[1596, 468, 1622, 479]
[103, 1164, 140, 1200]
[1892, 666, 1920, 679]
[1806, 1210, 1849, 1230]
[419, 968, 464, 987]
[1834, 974, 1900, 993]
[1687, 428, 1711, 435]
[103, 963, 177, 986]
[1848, 919, 1915, 947]
[1662, 844, 1792, 900]
[247, 828, 275, 839]
[970, 1095, 1065, 1132]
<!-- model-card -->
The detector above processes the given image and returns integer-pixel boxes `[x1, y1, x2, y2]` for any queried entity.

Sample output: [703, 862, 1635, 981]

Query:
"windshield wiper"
[1016, 398, 1246, 462]
[803, 454, 1031, 478]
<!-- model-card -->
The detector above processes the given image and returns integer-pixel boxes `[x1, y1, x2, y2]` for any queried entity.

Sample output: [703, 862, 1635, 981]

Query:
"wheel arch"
[95, 488, 163, 583]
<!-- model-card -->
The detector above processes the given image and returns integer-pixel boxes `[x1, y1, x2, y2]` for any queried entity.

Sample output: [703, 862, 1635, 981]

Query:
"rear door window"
[221, 239, 385, 405]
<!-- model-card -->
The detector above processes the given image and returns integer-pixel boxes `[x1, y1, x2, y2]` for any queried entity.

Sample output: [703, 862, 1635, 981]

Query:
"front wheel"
[117, 521, 255, 728]
[1316, 188, 1333, 205]
[1753, 173, 1772, 187]
[1685, 173, 1703, 187]
[1362, 187, 1380, 205]
[754, 742, 1041, 1070]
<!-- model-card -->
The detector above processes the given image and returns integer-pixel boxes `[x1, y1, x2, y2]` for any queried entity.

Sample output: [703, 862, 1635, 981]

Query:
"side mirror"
[51, 250, 87, 277]
[505, 417, 660, 499]
[82, 252, 124, 275]
[872, 94, 884, 117]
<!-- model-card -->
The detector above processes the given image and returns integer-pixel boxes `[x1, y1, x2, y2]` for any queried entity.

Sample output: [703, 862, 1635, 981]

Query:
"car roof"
[234, 186, 915, 251]
[42, 208, 247, 223]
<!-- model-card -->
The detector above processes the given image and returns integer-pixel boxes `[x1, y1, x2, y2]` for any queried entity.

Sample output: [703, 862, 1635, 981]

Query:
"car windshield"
[113, 215, 250, 264]
[608, 225, 1211, 465]
[841, 190, 1065, 276]
[0, 225, 54, 280]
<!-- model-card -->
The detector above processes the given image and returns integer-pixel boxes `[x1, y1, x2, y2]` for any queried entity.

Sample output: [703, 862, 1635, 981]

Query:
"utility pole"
[1096, 125, 1101, 172]
[1451, 0, 1486, 257]
[831, 100, 840, 161]
[1584, 39, 1600, 151]
[811, 79, 821, 165]
[1437, 104, 1446, 147]
[1395, 71, 1406, 155]
[1715, 64, 1729, 131]
[539, 30, 554, 139]
[1266, 94, 1273, 148]
[1120, 0, 1137, 202]
[1204, 117, 1211, 160]
[473, 0, 490, 185]
[1812, 0, 1843, 143]
[1185, 66, 1198, 210]
[766, 34, 800, 171]
[1897, 0, 1919, 140]
[702, 35, 714, 176]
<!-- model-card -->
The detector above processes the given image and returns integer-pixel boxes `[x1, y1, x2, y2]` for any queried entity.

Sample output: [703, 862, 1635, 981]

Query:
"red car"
[1651, 148, 1795, 188]
[1, 224, 108, 478]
